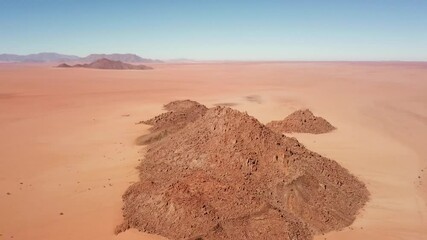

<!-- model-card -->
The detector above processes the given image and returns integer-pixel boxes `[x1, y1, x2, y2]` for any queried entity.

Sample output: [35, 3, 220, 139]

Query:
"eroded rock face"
[117, 102, 369, 240]
[135, 100, 208, 145]
[266, 109, 336, 134]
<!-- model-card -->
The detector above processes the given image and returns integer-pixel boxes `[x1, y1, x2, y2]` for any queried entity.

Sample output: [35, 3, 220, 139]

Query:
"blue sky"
[1, 0, 426, 60]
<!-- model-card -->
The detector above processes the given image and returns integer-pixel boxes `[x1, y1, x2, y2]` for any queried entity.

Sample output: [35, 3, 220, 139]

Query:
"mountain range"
[0, 52, 161, 63]
[57, 58, 153, 70]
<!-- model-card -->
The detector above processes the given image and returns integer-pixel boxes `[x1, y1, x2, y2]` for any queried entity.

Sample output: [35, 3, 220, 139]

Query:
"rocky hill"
[116, 101, 368, 240]
[57, 58, 153, 70]
[267, 109, 336, 134]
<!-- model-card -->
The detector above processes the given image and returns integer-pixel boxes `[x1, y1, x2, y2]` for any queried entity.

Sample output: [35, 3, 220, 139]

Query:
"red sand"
[0, 62, 426, 240]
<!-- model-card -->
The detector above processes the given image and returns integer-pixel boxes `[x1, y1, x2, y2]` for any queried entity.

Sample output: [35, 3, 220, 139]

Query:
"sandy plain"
[0, 62, 426, 239]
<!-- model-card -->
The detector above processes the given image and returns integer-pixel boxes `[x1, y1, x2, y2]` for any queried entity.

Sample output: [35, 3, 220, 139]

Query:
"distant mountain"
[81, 54, 161, 63]
[0, 52, 80, 62]
[0, 52, 161, 63]
[57, 63, 72, 68]
[57, 58, 153, 70]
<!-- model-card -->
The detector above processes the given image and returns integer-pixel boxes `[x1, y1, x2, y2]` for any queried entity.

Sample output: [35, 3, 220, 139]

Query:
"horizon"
[1, 1, 427, 61]
[1, 52, 427, 63]
[3, 51, 427, 63]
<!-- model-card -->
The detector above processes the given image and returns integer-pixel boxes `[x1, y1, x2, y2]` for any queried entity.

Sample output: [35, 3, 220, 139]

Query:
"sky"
[0, 0, 426, 61]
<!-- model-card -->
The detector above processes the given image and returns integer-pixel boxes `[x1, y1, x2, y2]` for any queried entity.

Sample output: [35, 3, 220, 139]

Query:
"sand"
[0, 62, 426, 239]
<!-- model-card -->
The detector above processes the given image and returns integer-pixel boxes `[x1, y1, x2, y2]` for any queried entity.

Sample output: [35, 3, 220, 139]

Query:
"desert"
[2, 0, 427, 238]
[0, 61, 426, 239]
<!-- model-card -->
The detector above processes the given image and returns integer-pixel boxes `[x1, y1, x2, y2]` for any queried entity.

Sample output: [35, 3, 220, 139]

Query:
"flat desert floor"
[0, 62, 426, 240]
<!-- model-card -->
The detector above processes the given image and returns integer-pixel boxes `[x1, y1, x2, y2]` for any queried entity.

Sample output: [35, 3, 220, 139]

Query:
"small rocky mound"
[57, 58, 152, 70]
[163, 100, 206, 112]
[56, 63, 71, 68]
[267, 109, 336, 134]
[117, 102, 369, 240]
[136, 100, 207, 145]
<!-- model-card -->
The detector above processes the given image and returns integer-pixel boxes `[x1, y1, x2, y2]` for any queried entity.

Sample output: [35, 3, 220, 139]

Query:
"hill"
[0, 52, 161, 63]
[81, 53, 161, 63]
[0, 52, 80, 62]
[116, 101, 369, 240]
[57, 58, 153, 70]
[267, 109, 336, 134]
